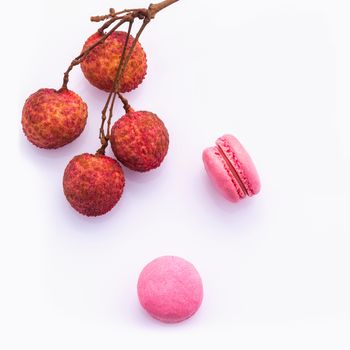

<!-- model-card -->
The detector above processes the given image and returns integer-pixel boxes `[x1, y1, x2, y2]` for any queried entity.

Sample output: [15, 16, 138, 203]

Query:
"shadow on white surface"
[130, 302, 205, 330]
[19, 132, 128, 234]
[198, 171, 263, 231]
[55, 191, 124, 231]
[121, 163, 167, 184]
[19, 129, 89, 164]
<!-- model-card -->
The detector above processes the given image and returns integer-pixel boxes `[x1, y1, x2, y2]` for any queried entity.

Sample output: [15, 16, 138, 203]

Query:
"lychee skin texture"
[63, 154, 125, 217]
[22, 88, 88, 149]
[80, 31, 147, 93]
[110, 111, 169, 172]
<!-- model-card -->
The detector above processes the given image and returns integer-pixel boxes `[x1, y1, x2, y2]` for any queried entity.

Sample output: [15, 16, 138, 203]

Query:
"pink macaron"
[203, 134, 261, 202]
[137, 256, 203, 323]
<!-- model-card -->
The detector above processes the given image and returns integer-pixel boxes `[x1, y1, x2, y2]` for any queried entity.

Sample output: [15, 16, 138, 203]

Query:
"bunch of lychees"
[22, 0, 178, 216]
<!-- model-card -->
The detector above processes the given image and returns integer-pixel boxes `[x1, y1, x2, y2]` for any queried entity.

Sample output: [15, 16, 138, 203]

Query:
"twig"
[91, 8, 139, 22]
[96, 8, 148, 35]
[117, 18, 150, 91]
[113, 19, 134, 91]
[96, 20, 134, 155]
[148, 0, 179, 18]
[96, 92, 113, 155]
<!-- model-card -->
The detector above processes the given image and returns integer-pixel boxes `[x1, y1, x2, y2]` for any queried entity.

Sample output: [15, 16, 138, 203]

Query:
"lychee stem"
[117, 93, 132, 113]
[91, 8, 138, 23]
[97, 9, 148, 35]
[96, 93, 112, 155]
[107, 92, 118, 138]
[96, 18, 149, 155]
[148, 0, 179, 18]
[119, 18, 150, 90]
[96, 91, 132, 155]
[113, 19, 134, 92]
[98, 18, 150, 155]
[96, 20, 134, 155]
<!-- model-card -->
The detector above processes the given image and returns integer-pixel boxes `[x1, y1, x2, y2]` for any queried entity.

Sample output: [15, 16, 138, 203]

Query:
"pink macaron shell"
[137, 256, 203, 323]
[203, 146, 245, 202]
[216, 134, 261, 196]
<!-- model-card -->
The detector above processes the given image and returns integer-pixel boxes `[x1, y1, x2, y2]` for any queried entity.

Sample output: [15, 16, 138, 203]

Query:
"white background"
[1, 0, 350, 348]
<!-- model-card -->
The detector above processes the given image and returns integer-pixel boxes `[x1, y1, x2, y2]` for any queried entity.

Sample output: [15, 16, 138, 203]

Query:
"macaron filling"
[216, 144, 249, 197]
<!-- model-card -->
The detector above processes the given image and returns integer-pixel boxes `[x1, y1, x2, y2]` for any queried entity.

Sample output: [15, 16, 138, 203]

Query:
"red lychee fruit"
[80, 31, 147, 93]
[63, 153, 125, 217]
[110, 110, 169, 172]
[22, 88, 88, 149]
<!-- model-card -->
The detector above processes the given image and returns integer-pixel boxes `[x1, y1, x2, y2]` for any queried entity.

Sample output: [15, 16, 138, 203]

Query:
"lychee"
[80, 31, 147, 93]
[110, 110, 169, 172]
[63, 153, 125, 216]
[22, 88, 88, 149]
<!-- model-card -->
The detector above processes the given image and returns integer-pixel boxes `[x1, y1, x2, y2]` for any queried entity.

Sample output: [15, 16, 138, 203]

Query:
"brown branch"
[148, 0, 179, 18]
[106, 21, 133, 140]
[91, 8, 143, 23]
[117, 18, 150, 89]
[107, 92, 117, 139]
[118, 93, 132, 113]
[91, 15, 123, 23]
[96, 91, 117, 155]
[97, 9, 148, 34]
[96, 19, 149, 155]
[97, 16, 123, 33]
[101, 19, 148, 154]
[113, 20, 134, 91]
[96, 92, 113, 155]
[95, 20, 134, 155]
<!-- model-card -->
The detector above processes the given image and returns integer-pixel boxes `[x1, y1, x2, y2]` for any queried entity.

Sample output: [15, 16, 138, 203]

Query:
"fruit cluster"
[22, 1, 176, 217]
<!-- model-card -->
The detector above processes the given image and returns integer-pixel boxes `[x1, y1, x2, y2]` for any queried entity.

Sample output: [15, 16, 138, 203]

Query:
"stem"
[97, 16, 125, 34]
[96, 93, 113, 155]
[107, 93, 117, 139]
[96, 19, 148, 155]
[96, 20, 134, 155]
[118, 18, 150, 89]
[148, 0, 179, 18]
[96, 92, 117, 155]
[118, 93, 132, 113]
[91, 9, 134, 22]
[113, 20, 134, 91]
[95, 9, 148, 34]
